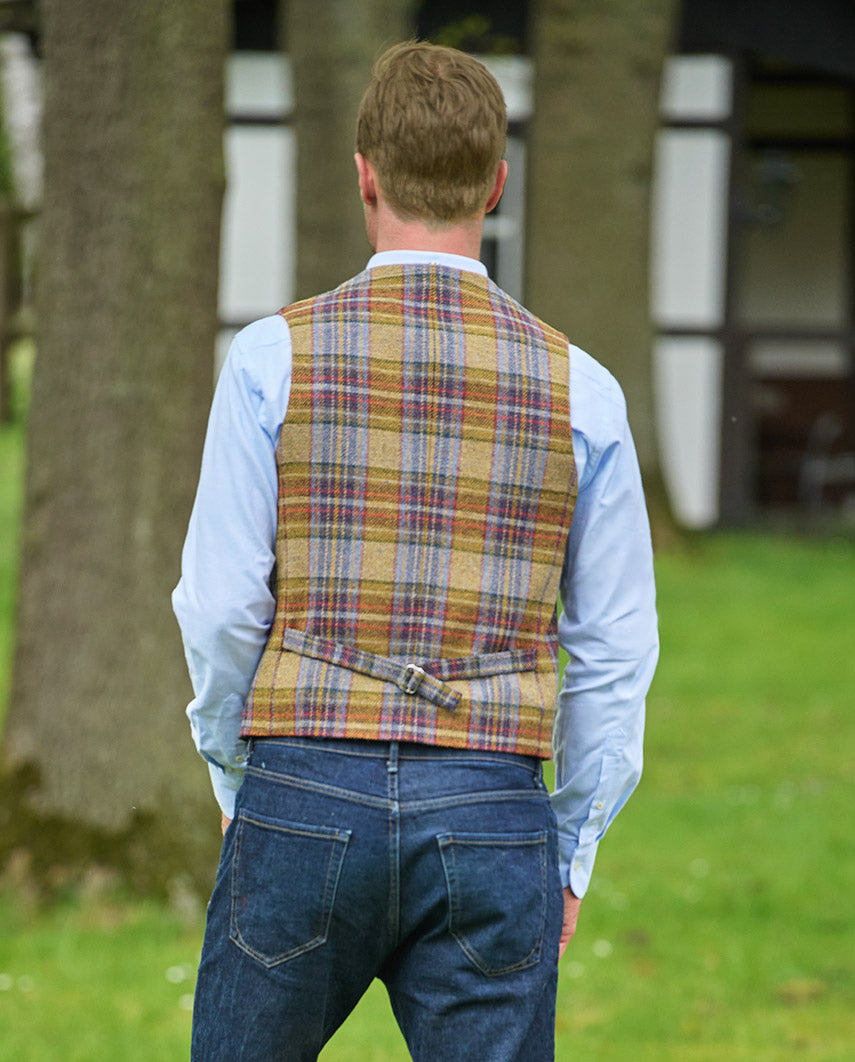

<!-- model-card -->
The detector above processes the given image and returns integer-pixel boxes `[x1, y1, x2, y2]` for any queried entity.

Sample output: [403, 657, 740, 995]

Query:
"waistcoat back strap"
[280, 627, 540, 712]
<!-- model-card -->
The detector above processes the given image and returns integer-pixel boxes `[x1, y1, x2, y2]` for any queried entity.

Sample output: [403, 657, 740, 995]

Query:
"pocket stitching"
[438, 831, 548, 977]
[229, 810, 351, 968]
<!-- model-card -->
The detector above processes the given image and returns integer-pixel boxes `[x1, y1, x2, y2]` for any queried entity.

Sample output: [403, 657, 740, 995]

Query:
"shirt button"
[596, 801, 605, 810]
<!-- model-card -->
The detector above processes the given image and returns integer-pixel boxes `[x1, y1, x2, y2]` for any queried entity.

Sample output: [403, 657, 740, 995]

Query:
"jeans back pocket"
[437, 830, 548, 977]
[230, 809, 351, 968]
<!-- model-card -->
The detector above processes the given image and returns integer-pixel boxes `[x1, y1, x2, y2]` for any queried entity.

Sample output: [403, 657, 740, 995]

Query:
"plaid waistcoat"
[242, 263, 577, 758]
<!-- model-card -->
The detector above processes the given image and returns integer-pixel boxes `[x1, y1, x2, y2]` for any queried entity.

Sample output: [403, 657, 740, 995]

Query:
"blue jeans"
[192, 738, 564, 1061]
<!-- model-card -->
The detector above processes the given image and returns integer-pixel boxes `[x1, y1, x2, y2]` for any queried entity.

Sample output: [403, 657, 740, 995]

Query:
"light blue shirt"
[173, 250, 658, 898]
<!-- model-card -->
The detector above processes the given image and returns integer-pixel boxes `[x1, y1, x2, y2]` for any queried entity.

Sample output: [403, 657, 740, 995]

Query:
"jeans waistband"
[248, 735, 542, 772]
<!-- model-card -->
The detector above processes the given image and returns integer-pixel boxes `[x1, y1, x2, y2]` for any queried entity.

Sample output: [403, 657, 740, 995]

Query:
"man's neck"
[371, 203, 484, 261]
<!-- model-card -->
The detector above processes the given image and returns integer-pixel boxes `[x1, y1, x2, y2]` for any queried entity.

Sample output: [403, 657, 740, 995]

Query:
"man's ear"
[485, 159, 509, 214]
[355, 152, 378, 206]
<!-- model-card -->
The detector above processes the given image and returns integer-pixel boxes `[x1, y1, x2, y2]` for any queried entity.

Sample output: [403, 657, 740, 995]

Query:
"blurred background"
[0, 1, 853, 1058]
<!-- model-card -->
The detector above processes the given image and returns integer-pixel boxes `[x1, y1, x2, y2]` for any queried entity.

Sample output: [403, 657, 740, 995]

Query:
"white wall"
[650, 55, 733, 527]
[218, 53, 296, 370]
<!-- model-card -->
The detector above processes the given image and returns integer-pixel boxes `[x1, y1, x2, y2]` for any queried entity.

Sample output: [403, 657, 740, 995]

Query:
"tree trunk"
[1, 0, 228, 894]
[526, 0, 677, 490]
[285, 0, 416, 299]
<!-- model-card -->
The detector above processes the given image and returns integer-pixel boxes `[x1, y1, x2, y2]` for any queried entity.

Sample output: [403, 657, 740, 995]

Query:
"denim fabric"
[192, 737, 564, 1061]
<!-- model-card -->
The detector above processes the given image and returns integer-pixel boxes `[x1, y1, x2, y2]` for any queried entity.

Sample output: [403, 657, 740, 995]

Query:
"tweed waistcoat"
[242, 263, 577, 757]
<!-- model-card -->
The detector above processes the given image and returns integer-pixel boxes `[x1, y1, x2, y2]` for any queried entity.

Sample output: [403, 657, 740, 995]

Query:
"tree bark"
[1, 0, 228, 893]
[526, 0, 677, 484]
[285, 0, 416, 299]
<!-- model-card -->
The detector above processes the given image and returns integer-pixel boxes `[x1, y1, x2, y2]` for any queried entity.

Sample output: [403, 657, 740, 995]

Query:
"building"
[2, 0, 853, 524]
[655, 0, 855, 526]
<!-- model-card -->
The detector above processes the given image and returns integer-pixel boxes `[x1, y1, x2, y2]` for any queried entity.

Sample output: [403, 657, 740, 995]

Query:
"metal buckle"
[398, 663, 426, 696]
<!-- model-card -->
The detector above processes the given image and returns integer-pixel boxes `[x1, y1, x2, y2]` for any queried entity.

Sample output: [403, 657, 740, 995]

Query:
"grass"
[2, 376, 854, 1057]
[0, 886, 201, 1061]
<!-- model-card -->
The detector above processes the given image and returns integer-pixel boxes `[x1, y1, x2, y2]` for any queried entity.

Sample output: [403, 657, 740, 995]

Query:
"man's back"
[244, 259, 576, 756]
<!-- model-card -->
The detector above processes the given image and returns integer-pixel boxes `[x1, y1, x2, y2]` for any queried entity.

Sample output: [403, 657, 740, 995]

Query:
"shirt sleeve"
[172, 315, 292, 817]
[550, 344, 659, 898]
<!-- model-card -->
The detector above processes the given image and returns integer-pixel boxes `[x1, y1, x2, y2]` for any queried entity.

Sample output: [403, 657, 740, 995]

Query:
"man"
[174, 41, 657, 1062]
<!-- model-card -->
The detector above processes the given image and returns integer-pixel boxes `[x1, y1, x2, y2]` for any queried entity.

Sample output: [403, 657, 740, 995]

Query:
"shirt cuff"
[559, 842, 598, 899]
[208, 760, 245, 819]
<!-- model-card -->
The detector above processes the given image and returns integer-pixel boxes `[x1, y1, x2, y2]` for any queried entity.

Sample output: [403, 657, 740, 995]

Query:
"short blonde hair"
[356, 41, 507, 224]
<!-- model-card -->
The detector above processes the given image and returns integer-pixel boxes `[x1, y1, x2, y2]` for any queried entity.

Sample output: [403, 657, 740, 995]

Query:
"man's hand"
[559, 886, 582, 959]
[221, 812, 232, 836]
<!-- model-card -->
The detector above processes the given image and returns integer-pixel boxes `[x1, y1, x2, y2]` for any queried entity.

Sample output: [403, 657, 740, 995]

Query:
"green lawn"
[2, 382, 854, 1058]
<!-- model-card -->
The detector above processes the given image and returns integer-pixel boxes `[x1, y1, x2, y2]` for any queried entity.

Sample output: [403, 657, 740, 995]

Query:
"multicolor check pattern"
[243, 263, 577, 758]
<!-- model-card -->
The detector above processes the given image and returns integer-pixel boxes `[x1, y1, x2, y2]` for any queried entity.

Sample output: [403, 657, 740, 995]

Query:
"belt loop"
[387, 741, 399, 774]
